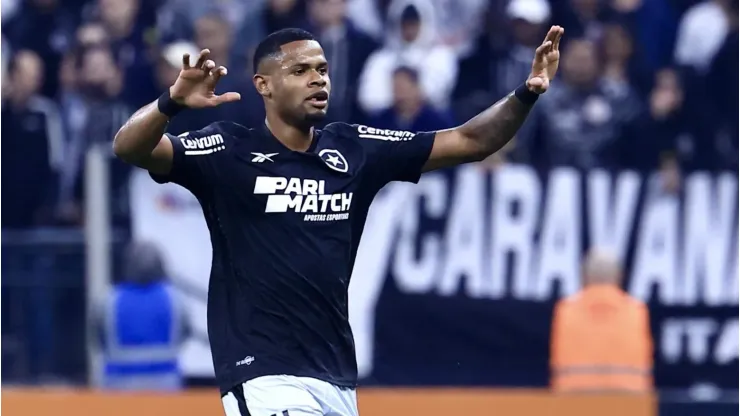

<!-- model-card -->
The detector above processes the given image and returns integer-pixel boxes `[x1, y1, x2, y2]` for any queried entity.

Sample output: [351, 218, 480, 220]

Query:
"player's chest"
[220, 149, 367, 223]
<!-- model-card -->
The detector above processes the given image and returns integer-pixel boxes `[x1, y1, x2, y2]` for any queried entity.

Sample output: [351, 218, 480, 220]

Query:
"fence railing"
[1, 227, 127, 386]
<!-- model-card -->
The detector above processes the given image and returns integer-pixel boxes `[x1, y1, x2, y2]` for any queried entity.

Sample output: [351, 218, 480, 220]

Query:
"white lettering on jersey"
[254, 176, 352, 222]
[180, 134, 226, 155]
[357, 125, 415, 141]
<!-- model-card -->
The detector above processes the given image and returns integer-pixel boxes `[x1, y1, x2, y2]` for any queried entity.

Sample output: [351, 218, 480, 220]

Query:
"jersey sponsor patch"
[357, 124, 415, 141]
[179, 133, 226, 155]
[253, 176, 352, 222]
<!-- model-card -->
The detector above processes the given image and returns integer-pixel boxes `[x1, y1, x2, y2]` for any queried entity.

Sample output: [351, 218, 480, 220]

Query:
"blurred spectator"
[235, 0, 308, 70]
[58, 46, 133, 226]
[2, 35, 10, 75]
[552, 0, 606, 42]
[157, 0, 258, 45]
[640, 67, 724, 187]
[454, 0, 550, 123]
[2, 0, 78, 98]
[358, 0, 457, 114]
[550, 248, 654, 392]
[348, 0, 488, 56]
[346, 0, 386, 40]
[426, 0, 489, 57]
[553, 0, 677, 74]
[600, 22, 652, 97]
[704, 0, 739, 171]
[644, 68, 689, 184]
[368, 66, 454, 132]
[76, 21, 111, 47]
[194, 12, 235, 72]
[674, 0, 731, 73]
[1, 50, 65, 228]
[2, 0, 20, 22]
[520, 38, 643, 171]
[306, 0, 378, 123]
[89, 0, 158, 108]
[622, 0, 678, 73]
[96, 241, 191, 391]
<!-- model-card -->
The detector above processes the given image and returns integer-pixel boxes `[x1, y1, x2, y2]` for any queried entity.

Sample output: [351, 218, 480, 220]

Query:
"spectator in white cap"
[505, 0, 552, 95]
[508, 0, 551, 21]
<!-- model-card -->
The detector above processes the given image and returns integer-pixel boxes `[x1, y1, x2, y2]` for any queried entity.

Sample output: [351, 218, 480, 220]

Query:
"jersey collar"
[260, 122, 320, 154]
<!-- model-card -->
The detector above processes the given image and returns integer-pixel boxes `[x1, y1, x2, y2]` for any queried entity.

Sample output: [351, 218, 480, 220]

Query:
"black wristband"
[514, 84, 540, 106]
[157, 91, 187, 118]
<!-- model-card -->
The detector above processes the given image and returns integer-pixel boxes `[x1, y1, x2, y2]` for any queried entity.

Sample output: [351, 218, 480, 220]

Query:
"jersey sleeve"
[149, 123, 229, 192]
[341, 123, 436, 185]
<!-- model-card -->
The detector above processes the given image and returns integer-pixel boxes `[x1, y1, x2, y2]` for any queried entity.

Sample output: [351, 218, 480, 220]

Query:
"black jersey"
[151, 121, 435, 394]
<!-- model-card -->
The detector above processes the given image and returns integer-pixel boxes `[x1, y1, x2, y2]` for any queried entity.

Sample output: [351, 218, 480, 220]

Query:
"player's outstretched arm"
[422, 26, 564, 172]
[113, 49, 241, 175]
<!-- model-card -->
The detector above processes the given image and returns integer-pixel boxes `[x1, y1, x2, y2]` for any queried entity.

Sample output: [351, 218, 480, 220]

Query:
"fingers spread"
[210, 66, 228, 84]
[211, 92, 242, 105]
[194, 49, 211, 69]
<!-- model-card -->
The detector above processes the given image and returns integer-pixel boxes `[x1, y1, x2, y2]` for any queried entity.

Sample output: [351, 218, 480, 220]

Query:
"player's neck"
[264, 115, 314, 152]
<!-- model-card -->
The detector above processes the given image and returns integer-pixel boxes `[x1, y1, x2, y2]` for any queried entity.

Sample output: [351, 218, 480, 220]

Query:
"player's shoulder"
[321, 122, 418, 144]
[167, 121, 259, 158]
[174, 121, 253, 138]
[171, 121, 257, 145]
[205, 120, 256, 138]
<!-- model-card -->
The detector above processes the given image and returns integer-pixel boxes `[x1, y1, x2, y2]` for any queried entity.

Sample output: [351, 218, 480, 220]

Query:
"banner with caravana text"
[130, 165, 738, 389]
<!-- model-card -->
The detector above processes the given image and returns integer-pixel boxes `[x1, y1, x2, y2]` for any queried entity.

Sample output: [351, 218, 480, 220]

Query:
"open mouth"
[306, 91, 329, 108]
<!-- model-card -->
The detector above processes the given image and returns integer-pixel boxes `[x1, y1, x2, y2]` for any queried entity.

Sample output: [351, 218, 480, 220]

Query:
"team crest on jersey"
[253, 176, 352, 222]
[318, 149, 349, 173]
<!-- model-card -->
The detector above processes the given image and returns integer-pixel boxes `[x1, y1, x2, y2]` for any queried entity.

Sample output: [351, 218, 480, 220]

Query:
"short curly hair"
[253, 28, 316, 74]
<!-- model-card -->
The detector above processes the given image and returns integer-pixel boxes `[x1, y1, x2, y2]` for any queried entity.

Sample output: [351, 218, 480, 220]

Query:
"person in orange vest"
[550, 248, 654, 392]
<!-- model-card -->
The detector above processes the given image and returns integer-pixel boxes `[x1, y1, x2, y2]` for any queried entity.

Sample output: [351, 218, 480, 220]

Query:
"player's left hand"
[526, 25, 565, 94]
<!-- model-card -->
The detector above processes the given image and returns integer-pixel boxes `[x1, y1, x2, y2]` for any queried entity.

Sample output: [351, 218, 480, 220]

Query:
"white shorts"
[221, 375, 358, 416]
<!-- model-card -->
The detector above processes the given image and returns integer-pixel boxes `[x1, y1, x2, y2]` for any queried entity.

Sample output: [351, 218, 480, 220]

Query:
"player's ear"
[253, 74, 271, 98]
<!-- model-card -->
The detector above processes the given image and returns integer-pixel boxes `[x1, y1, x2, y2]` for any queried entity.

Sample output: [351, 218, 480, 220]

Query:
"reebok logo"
[180, 133, 225, 155]
[357, 125, 415, 141]
[251, 152, 279, 163]
[254, 176, 352, 222]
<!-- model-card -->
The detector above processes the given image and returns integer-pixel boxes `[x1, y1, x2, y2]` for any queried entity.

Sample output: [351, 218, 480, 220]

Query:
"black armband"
[514, 84, 540, 106]
[157, 91, 187, 118]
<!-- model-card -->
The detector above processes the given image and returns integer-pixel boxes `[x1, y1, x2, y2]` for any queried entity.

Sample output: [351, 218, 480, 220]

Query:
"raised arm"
[423, 26, 564, 172]
[113, 49, 240, 175]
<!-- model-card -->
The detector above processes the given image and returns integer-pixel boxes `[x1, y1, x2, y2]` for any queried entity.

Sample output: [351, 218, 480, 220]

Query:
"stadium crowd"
[1, 0, 738, 229]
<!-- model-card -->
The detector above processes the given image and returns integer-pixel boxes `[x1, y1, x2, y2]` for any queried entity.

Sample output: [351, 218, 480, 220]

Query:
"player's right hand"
[169, 49, 242, 108]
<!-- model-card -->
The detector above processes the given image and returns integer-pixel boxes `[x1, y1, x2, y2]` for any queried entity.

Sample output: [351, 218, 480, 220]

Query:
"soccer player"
[113, 26, 564, 416]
